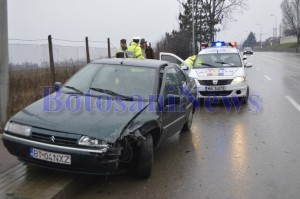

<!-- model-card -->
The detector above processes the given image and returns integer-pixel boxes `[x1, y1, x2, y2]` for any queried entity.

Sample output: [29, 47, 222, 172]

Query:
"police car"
[160, 41, 253, 103]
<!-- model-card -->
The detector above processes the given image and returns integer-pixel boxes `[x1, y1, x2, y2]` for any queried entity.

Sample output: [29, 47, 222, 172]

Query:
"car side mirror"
[165, 94, 181, 105]
[54, 82, 62, 92]
[245, 63, 253, 68]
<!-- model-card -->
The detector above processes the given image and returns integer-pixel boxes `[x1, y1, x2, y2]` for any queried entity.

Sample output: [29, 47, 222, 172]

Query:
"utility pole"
[0, 0, 9, 131]
[192, 0, 195, 55]
[256, 23, 262, 48]
[271, 14, 277, 37]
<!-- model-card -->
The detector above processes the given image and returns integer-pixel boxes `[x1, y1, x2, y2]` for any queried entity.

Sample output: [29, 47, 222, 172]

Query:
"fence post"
[85, 36, 90, 63]
[107, 38, 111, 58]
[48, 35, 55, 86]
[0, 0, 9, 131]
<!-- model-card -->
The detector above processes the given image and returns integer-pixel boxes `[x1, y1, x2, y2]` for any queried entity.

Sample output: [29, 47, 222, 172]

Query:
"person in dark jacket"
[145, 42, 155, 59]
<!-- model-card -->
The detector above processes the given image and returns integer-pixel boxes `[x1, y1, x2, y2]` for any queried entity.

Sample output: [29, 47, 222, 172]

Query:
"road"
[72, 52, 300, 199]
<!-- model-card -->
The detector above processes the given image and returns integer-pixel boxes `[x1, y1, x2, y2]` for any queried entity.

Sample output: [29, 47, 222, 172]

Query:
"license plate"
[205, 86, 225, 91]
[30, 148, 71, 165]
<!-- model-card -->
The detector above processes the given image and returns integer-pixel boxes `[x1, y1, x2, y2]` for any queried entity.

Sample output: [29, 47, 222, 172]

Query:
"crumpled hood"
[189, 68, 240, 78]
[11, 93, 150, 143]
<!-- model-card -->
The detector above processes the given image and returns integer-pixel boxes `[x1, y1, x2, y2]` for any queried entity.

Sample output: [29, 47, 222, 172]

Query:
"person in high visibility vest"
[127, 37, 145, 59]
[184, 55, 197, 68]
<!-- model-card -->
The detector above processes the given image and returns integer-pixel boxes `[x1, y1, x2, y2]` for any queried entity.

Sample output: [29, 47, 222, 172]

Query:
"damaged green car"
[3, 58, 197, 179]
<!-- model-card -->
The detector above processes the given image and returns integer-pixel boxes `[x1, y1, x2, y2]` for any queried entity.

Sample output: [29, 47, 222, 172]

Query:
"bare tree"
[281, 0, 300, 50]
[178, 0, 248, 42]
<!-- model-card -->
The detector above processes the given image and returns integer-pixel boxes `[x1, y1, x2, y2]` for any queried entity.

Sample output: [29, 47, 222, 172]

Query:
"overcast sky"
[8, 0, 283, 48]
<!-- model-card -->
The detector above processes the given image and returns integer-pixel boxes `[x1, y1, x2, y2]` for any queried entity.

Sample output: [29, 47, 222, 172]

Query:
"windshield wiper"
[90, 87, 133, 101]
[195, 63, 217, 68]
[201, 63, 214, 67]
[64, 85, 84, 95]
[215, 61, 238, 67]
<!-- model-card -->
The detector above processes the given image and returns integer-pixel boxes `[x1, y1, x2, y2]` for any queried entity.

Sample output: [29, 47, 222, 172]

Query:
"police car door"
[159, 52, 190, 72]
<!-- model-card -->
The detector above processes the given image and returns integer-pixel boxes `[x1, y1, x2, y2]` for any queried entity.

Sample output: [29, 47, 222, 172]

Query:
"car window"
[162, 67, 181, 97]
[63, 63, 157, 100]
[194, 53, 242, 68]
[161, 55, 183, 65]
[175, 67, 187, 87]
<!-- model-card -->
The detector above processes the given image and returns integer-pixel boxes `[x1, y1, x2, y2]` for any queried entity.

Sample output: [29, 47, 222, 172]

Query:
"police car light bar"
[229, 42, 237, 47]
[212, 41, 226, 47]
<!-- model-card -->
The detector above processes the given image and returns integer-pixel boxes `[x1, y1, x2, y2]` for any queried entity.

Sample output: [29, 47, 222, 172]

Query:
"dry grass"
[9, 66, 82, 117]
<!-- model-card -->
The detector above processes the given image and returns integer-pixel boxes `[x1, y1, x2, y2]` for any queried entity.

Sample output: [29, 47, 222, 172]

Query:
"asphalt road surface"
[72, 52, 300, 199]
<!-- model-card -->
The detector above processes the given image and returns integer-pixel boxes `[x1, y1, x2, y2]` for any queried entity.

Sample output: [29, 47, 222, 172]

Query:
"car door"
[175, 66, 195, 115]
[160, 66, 187, 141]
[159, 52, 190, 71]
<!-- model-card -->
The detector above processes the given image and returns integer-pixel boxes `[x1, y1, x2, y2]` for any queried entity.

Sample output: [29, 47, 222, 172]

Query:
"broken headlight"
[78, 136, 109, 148]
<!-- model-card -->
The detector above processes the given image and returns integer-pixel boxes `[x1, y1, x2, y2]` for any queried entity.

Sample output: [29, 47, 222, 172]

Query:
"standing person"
[184, 55, 197, 68]
[145, 43, 155, 59]
[127, 37, 145, 59]
[114, 39, 127, 58]
[140, 38, 147, 58]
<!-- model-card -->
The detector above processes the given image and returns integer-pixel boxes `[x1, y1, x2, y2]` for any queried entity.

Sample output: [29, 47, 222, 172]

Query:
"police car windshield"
[194, 53, 242, 68]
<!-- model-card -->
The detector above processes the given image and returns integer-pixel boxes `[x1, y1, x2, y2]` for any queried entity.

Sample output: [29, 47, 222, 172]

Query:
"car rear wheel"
[182, 109, 193, 131]
[135, 134, 153, 179]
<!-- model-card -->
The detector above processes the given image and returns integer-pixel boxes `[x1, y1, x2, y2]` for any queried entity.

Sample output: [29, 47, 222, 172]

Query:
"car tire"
[182, 109, 193, 131]
[135, 134, 153, 179]
[239, 86, 249, 104]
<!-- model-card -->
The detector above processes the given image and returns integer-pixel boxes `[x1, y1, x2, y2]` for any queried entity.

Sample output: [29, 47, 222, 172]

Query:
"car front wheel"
[135, 134, 153, 179]
[244, 86, 249, 104]
[239, 86, 249, 104]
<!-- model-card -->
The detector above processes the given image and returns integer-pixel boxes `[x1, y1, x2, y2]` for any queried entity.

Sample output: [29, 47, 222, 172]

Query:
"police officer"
[127, 37, 145, 59]
[184, 55, 197, 68]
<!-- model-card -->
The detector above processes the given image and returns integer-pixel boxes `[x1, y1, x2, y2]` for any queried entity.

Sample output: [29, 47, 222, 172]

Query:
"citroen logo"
[213, 80, 218, 85]
[50, 136, 55, 143]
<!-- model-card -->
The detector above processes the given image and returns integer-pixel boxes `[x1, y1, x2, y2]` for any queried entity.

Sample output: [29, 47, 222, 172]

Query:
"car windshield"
[194, 53, 242, 68]
[244, 47, 252, 51]
[62, 63, 157, 101]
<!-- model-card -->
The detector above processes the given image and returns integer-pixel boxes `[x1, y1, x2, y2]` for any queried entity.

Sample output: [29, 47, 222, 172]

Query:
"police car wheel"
[239, 86, 249, 104]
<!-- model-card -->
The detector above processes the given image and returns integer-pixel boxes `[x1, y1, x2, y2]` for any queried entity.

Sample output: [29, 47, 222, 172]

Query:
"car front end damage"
[2, 109, 160, 175]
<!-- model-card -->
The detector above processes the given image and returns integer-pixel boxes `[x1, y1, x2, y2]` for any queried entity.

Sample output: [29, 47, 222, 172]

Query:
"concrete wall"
[280, 36, 297, 44]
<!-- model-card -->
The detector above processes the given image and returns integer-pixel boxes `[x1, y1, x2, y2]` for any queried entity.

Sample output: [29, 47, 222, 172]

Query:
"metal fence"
[8, 35, 116, 85]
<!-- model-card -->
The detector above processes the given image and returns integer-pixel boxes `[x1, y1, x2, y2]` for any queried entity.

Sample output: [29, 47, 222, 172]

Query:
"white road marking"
[264, 75, 272, 80]
[285, 96, 300, 112]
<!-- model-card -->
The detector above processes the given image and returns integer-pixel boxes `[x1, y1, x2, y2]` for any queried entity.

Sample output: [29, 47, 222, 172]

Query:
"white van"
[160, 44, 252, 102]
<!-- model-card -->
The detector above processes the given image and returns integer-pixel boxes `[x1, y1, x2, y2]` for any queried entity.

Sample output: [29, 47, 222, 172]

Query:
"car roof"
[199, 46, 240, 55]
[92, 58, 169, 69]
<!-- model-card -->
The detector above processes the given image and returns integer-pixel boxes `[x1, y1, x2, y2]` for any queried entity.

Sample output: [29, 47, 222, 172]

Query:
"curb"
[0, 163, 91, 199]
